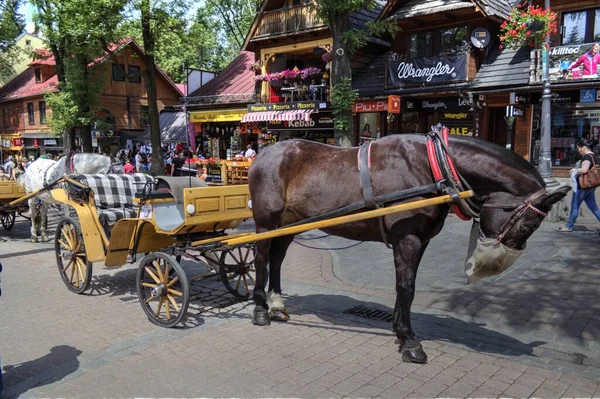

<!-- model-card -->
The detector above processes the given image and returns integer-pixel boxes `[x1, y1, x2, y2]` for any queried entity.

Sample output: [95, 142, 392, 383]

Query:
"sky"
[18, 1, 35, 33]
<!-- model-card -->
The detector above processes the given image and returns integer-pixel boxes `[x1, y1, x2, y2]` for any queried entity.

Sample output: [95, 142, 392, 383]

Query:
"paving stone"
[502, 383, 537, 397]
[413, 381, 447, 397]
[350, 384, 385, 398]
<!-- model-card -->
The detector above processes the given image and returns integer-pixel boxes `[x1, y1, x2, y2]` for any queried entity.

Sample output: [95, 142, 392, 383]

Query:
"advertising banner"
[547, 43, 600, 82]
[402, 97, 471, 112]
[387, 54, 467, 87]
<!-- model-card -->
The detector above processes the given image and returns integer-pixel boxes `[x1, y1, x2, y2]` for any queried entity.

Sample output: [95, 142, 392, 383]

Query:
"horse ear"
[537, 186, 571, 211]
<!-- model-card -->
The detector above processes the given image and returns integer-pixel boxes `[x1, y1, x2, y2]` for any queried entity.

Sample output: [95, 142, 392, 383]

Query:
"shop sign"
[247, 101, 325, 113]
[353, 99, 388, 113]
[267, 112, 334, 131]
[11, 138, 23, 146]
[546, 42, 600, 83]
[388, 95, 401, 114]
[204, 167, 223, 184]
[403, 97, 470, 112]
[190, 109, 247, 123]
[44, 139, 57, 146]
[581, 89, 597, 103]
[1, 139, 10, 148]
[387, 54, 467, 87]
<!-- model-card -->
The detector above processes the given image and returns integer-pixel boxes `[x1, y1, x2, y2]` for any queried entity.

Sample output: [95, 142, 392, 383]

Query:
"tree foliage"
[0, 0, 24, 77]
[33, 0, 128, 150]
[312, 0, 398, 146]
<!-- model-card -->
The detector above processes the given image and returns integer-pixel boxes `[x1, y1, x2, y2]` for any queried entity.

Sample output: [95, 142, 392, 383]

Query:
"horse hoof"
[400, 343, 428, 364]
[41, 235, 49, 242]
[30, 237, 38, 243]
[270, 308, 290, 322]
[252, 308, 271, 326]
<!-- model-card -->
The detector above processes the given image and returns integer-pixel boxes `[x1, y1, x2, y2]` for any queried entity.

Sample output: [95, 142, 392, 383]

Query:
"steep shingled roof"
[388, 0, 512, 21]
[188, 51, 255, 103]
[471, 46, 531, 90]
[0, 67, 58, 101]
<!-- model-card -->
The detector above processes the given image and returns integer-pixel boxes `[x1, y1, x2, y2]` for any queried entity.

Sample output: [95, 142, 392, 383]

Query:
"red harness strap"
[427, 128, 471, 221]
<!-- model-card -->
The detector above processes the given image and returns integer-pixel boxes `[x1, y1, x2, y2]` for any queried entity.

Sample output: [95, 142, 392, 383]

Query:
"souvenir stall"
[0, 134, 22, 163]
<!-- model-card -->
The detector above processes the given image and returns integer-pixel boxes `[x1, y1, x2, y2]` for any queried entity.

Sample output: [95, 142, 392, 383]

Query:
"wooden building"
[0, 38, 182, 158]
[471, 0, 600, 177]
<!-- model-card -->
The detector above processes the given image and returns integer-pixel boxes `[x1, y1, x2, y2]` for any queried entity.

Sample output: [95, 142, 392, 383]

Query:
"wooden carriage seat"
[150, 176, 207, 231]
[71, 173, 153, 226]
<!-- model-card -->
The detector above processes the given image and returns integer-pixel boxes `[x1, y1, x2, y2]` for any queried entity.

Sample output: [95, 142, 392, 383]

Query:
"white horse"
[19, 153, 124, 242]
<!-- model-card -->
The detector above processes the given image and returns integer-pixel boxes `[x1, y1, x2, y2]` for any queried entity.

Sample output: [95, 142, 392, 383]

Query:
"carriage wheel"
[1, 212, 15, 230]
[218, 245, 256, 300]
[136, 252, 189, 328]
[55, 218, 93, 294]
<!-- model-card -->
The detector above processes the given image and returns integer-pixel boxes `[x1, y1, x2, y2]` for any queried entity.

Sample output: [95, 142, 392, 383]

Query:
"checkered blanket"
[71, 174, 153, 224]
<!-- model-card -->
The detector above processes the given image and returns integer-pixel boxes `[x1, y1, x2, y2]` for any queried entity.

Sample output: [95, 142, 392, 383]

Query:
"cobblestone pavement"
[1, 204, 600, 398]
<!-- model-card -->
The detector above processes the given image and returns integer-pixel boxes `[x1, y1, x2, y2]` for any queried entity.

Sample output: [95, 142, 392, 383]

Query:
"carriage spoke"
[167, 294, 180, 312]
[167, 276, 179, 287]
[235, 274, 242, 291]
[62, 227, 74, 249]
[229, 251, 242, 265]
[247, 273, 255, 285]
[167, 288, 183, 297]
[58, 239, 70, 251]
[75, 261, 82, 288]
[164, 262, 170, 283]
[141, 282, 157, 289]
[237, 247, 244, 264]
[63, 259, 74, 273]
[153, 260, 164, 281]
[145, 295, 156, 304]
[242, 247, 251, 264]
[243, 274, 249, 294]
[69, 259, 77, 284]
[156, 297, 164, 316]
[145, 267, 161, 284]
[166, 301, 171, 319]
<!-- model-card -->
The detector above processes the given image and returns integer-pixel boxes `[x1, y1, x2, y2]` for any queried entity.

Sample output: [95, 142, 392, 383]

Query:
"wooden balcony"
[253, 5, 326, 39]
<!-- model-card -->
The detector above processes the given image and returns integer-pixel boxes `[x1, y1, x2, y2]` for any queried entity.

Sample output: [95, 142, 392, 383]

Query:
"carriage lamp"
[186, 204, 195, 215]
[248, 200, 253, 209]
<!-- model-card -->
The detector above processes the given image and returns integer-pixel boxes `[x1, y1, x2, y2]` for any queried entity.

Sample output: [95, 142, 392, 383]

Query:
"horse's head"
[465, 186, 570, 283]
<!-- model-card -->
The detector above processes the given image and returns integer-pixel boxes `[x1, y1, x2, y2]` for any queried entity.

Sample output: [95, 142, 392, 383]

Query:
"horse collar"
[426, 128, 478, 221]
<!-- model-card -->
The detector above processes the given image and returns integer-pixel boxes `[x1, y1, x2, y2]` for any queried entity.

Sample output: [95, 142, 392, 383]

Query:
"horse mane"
[457, 136, 546, 187]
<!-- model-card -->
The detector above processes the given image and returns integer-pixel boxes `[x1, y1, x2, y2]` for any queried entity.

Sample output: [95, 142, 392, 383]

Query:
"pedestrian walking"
[559, 139, 600, 232]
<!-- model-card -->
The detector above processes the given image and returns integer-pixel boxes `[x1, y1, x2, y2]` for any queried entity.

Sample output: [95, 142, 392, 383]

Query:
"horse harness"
[357, 126, 550, 248]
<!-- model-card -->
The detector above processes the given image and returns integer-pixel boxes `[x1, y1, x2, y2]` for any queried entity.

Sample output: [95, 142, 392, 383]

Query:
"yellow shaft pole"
[201, 190, 473, 248]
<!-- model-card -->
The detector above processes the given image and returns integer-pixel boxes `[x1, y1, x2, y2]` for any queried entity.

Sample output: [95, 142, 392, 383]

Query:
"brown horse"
[248, 134, 569, 363]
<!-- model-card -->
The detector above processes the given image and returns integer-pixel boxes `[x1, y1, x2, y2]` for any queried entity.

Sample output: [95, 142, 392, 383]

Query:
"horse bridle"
[481, 188, 548, 243]
[108, 162, 122, 173]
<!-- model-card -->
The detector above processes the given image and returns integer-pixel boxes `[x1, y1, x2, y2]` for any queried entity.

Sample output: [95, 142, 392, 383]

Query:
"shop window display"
[359, 113, 380, 144]
[531, 104, 600, 167]
[400, 112, 419, 133]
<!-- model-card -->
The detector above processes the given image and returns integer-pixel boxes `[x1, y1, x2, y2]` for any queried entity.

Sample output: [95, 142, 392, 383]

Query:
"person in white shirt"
[244, 144, 256, 159]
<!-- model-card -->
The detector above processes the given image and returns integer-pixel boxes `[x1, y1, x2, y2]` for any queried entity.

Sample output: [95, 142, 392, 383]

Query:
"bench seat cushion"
[72, 173, 153, 224]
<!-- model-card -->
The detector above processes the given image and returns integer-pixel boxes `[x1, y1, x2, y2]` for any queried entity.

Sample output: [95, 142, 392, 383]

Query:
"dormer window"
[34, 68, 42, 83]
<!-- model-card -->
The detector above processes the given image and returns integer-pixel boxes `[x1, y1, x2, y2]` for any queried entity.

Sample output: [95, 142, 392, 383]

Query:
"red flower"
[499, 44, 504, 49]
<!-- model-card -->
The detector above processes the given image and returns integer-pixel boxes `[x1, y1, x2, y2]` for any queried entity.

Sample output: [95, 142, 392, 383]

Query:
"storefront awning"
[242, 109, 315, 123]
[20, 132, 54, 139]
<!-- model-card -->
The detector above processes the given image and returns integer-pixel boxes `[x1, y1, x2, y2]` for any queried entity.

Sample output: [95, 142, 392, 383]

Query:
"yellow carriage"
[50, 174, 255, 327]
[0, 180, 28, 230]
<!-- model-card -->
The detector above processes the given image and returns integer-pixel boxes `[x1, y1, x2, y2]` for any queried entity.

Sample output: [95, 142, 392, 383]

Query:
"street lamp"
[536, 0, 558, 186]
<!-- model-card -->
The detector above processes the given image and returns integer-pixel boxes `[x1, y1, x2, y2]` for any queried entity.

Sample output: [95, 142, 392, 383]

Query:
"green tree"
[0, 0, 25, 77]
[33, 0, 127, 152]
[204, 0, 260, 50]
[313, 0, 398, 146]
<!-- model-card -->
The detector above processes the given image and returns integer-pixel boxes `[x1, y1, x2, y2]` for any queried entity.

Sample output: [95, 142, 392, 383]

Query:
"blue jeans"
[566, 188, 600, 228]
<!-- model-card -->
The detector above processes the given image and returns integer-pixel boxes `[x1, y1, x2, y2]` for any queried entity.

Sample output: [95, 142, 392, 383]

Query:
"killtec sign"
[387, 54, 467, 86]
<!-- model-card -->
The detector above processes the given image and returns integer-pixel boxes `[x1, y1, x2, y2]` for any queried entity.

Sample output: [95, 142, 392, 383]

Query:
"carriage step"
[343, 306, 393, 323]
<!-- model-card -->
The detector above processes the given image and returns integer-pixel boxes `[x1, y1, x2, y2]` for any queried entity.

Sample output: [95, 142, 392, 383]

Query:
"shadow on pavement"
[1, 345, 81, 398]
[283, 294, 545, 358]
[0, 247, 54, 260]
